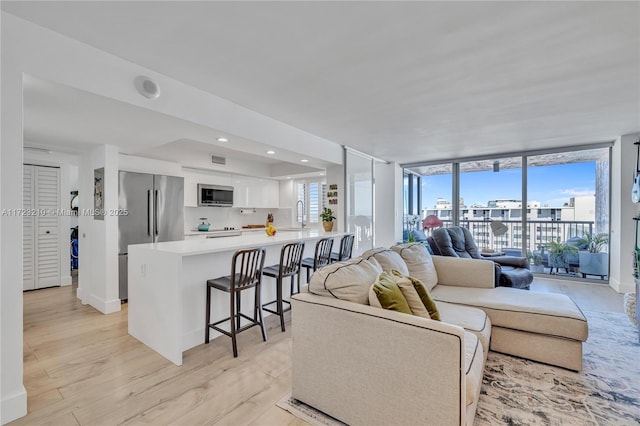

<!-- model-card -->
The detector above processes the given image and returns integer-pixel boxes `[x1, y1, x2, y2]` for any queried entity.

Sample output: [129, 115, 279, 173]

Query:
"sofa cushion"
[362, 248, 409, 275]
[431, 286, 588, 341]
[391, 243, 439, 291]
[309, 257, 382, 305]
[436, 301, 491, 352]
[463, 331, 484, 407]
[391, 270, 440, 321]
[369, 272, 413, 315]
[390, 272, 431, 319]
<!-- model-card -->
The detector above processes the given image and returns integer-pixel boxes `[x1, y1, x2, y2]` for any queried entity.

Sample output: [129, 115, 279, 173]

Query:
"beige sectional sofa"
[290, 243, 589, 426]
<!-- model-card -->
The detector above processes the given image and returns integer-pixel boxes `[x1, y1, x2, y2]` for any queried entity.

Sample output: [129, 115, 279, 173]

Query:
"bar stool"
[205, 247, 267, 358]
[262, 241, 305, 332]
[330, 234, 355, 263]
[301, 237, 334, 282]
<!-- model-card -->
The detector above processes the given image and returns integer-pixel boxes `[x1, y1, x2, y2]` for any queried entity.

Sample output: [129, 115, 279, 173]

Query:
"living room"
[1, 2, 639, 425]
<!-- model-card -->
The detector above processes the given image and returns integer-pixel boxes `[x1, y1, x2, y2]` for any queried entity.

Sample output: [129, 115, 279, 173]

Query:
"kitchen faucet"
[296, 200, 306, 229]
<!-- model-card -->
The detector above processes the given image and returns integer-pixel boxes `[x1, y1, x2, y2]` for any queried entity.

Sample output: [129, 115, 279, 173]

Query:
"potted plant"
[578, 232, 609, 278]
[547, 240, 579, 274]
[321, 207, 336, 232]
[527, 250, 545, 273]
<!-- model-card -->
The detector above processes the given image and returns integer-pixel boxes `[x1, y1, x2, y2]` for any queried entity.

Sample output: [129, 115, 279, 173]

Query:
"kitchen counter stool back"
[261, 241, 305, 332]
[330, 233, 355, 263]
[205, 247, 267, 357]
[301, 237, 334, 282]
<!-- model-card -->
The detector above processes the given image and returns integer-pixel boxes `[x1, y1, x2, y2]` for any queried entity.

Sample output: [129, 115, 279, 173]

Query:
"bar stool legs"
[205, 247, 267, 358]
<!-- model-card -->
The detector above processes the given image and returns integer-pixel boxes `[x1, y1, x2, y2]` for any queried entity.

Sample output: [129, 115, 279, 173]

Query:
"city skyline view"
[421, 162, 596, 209]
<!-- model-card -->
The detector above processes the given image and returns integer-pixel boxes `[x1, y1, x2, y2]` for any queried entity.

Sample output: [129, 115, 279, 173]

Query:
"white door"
[23, 165, 61, 290]
[35, 166, 61, 288]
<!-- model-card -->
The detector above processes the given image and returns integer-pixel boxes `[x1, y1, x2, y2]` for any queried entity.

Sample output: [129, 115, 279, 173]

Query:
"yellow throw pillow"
[390, 274, 431, 319]
[372, 272, 413, 315]
[391, 270, 441, 321]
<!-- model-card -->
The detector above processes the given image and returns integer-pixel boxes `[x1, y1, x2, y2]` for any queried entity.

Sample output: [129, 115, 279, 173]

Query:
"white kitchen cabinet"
[183, 170, 232, 207]
[232, 175, 279, 208]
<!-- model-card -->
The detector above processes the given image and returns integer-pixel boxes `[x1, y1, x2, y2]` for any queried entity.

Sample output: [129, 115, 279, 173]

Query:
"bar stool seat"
[205, 247, 267, 358]
[301, 237, 334, 282]
[262, 241, 305, 332]
[329, 233, 355, 263]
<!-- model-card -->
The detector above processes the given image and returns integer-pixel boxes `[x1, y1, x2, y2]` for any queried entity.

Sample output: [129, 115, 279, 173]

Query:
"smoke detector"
[134, 76, 160, 99]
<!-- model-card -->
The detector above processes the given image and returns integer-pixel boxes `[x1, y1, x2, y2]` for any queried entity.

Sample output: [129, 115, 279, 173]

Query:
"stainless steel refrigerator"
[118, 171, 184, 301]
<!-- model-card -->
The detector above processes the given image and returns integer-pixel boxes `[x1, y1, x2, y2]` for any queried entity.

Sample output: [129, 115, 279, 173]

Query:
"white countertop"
[131, 229, 348, 256]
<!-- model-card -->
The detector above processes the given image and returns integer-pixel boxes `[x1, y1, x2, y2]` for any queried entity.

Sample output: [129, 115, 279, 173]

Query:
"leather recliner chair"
[427, 226, 533, 290]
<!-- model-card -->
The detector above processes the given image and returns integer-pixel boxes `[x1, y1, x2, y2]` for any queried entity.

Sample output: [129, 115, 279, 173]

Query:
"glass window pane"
[459, 157, 522, 252]
[527, 148, 609, 280]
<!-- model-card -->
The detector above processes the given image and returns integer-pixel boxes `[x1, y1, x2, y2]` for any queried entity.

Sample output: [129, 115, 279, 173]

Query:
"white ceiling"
[6, 1, 640, 164]
[22, 75, 325, 177]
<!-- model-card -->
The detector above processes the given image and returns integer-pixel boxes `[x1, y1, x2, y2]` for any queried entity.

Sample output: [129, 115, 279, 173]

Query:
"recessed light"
[301, 159, 309, 163]
[217, 137, 228, 142]
[286, 176, 291, 179]
[266, 150, 275, 155]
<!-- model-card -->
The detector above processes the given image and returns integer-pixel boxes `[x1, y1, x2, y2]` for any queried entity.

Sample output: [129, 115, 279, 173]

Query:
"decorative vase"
[322, 221, 334, 232]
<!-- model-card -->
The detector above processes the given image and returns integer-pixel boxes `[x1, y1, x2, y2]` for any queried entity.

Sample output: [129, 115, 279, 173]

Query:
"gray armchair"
[427, 226, 533, 290]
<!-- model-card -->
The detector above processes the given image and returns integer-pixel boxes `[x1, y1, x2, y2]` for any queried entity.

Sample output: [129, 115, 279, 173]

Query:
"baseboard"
[1, 385, 27, 424]
[60, 275, 72, 286]
[88, 294, 121, 314]
[76, 287, 88, 304]
[609, 278, 635, 294]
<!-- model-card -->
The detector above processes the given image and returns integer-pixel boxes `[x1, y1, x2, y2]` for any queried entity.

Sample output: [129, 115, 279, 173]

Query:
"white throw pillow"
[362, 248, 410, 275]
[391, 243, 439, 291]
[309, 257, 383, 305]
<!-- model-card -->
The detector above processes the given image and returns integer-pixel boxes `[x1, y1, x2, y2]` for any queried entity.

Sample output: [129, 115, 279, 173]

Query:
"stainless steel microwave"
[198, 184, 234, 207]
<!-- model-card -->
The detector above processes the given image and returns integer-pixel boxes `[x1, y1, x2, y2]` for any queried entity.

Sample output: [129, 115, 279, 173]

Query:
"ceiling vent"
[211, 155, 226, 165]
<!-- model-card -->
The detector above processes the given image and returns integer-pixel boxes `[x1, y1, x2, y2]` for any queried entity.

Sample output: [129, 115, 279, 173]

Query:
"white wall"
[326, 165, 345, 232]
[119, 154, 183, 177]
[1, 18, 28, 423]
[609, 133, 640, 293]
[77, 145, 121, 313]
[375, 162, 403, 247]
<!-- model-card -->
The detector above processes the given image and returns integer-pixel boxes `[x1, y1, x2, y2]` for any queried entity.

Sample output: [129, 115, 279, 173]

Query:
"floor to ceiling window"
[527, 148, 610, 279]
[459, 157, 522, 251]
[403, 144, 611, 282]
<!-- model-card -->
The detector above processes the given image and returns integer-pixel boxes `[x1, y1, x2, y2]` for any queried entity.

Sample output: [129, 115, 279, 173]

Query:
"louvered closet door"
[23, 165, 36, 290]
[34, 166, 60, 289]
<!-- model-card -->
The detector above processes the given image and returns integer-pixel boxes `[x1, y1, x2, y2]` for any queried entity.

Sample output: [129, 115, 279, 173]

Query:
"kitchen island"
[128, 229, 348, 365]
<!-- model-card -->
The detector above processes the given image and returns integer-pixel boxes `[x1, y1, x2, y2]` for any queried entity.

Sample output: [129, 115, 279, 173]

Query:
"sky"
[421, 162, 597, 208]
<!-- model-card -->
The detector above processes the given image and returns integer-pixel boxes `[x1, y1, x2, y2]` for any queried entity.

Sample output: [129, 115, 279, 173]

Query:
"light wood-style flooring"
[15, 276, 624, 425]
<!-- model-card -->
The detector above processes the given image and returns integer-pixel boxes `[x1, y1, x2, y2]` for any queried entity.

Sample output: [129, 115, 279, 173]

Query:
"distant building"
[423, 196, 595, 249]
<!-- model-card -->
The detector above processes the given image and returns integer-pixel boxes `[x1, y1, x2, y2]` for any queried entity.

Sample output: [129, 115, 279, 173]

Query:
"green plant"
[526, 250, 543, 266]
[578, 232, 608, 254]
[547, 240, 579, 257]
[547, 240, 579, 268]
[407, 231, 416, 243]
[320, 207, 335, 222]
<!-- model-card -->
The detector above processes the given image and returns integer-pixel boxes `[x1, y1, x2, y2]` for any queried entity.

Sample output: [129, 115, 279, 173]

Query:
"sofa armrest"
[291, 292, 467, 426]
[492, 255, 530, 269]
[432, 256, 496, 288]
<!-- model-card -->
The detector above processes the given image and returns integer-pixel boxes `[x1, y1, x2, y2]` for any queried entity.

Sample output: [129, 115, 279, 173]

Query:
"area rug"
[278, 310, 640, 425]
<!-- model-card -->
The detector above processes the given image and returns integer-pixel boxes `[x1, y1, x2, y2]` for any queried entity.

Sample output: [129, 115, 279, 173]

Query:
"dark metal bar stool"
[205, 247, 267, 358]
[301, 237, 334, 282]
[330, 233, 355, 263]
[262, 241, 305, 332]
